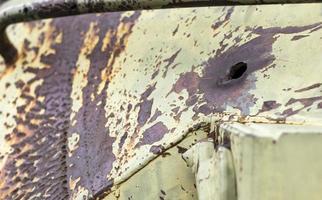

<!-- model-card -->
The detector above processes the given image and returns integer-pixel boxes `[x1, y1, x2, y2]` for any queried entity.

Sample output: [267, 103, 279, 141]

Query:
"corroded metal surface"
[0, 3, 322, 200]
[104, 129, 208, 200]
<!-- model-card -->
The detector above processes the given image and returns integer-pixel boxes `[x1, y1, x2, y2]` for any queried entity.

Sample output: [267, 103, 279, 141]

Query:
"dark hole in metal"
[228, 62, 247, 80]
[23, 7, 28, 14]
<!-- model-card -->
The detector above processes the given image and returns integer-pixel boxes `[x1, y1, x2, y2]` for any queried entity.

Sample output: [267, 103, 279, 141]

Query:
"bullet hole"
[228, 62, 247, 80]
[217, 62, 248, 86]
[23, 7, 29, 14]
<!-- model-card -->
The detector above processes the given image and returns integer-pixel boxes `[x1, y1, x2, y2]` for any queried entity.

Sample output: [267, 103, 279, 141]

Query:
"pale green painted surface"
[222, 123, 322, 200]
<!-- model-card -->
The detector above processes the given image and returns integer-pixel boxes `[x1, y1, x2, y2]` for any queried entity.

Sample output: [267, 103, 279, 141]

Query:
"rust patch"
[257, 100, 282, 114]
[172, 24, 179, 36]
[282, 96, 322, 116]
[119, 132, 128, 149]
[294, 83, 322, 93]
[211, 7, 234, 31]
[138, 122, 169, 146]
[68, 11, 141, 196]
[137, 84, 156, 126]
[162, 49, 182, 77]
[171, 106, 180, 114]
[318, 102, 322, 109]
[285, 96, 322, 107]
[149, 109, 162, 123]
[291, 34, 309, 41]
[170, 22, 322, 117]
[309, 24, 322, 33]
[1, 9, 141, 199]
[169, 71, 200, 97]
[149, 145, 165, 154]
[177, 146, 188, 154]
[137, 99, 153, 126]
[0, 15, 86, 199]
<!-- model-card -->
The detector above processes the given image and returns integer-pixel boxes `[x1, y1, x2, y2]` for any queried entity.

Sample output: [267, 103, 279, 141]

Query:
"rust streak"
[294, 83, 322, 93]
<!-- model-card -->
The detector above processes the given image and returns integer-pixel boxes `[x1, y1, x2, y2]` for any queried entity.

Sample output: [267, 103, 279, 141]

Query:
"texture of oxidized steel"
[0, 2, 322, 200]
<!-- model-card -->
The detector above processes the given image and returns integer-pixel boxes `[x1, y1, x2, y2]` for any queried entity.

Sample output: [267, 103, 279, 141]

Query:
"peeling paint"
[0, 3, 321, 199]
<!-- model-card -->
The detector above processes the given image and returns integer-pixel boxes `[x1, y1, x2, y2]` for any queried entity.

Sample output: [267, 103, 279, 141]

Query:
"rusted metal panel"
[0, 2, 321, 200]
[104, 129, 208, 200]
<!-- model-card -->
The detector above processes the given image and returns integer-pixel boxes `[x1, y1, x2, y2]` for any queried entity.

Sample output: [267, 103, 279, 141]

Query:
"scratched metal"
[0, 3, 322, 200]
